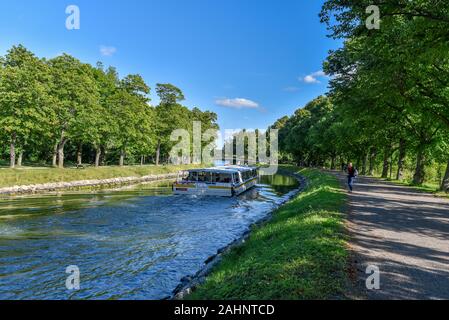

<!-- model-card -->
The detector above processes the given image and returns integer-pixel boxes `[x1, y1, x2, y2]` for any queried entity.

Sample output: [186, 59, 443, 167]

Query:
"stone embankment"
[0, 173, 178, 195]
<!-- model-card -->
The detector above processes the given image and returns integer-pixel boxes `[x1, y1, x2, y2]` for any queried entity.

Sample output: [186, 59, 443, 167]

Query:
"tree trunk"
[77, 144, 82, 166]
[368, 148, 377, 176]
[141, 156, 144, 166]
[362, 152, 368, 176]
[17, 151, 23, 167]
[389, 155, 393, 179]
[413, 145, 426, 185]
[10, 133, 16, 169]
[441, 159, 449, 192]
[381, 147, 390, 178]
[330, 156, 336, 170]
[119, 150, 125, 166]
[100, 146, 106, 166]
[339, 156, 345, 171]
[156, 140, 161, 166]
[95, 147, 101, 167]
[52, 142, 58, 167]
[396, 138, 406, 181]
[57, 140, 67, 169]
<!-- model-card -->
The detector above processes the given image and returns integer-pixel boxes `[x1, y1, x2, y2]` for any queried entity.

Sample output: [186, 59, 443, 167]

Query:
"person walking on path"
[333, 172, 449, 299]
[347, 162, 357, 192]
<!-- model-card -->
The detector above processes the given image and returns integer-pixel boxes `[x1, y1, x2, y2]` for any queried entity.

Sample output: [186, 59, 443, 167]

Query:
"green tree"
[110, 74, 151, 166]
[47, 54, 100, 168]
[321, 1, 449, 185]
[90, 64, 120, 167]
[0, 45, 51, 168]
[154, 83, 187, 165]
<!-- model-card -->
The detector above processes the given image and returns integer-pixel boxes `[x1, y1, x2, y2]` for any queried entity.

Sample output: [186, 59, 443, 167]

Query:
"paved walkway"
[335, 173, 449, 300]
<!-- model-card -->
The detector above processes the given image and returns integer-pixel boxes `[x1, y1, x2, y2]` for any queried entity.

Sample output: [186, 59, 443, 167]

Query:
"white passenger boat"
[172, 166, 258, 197]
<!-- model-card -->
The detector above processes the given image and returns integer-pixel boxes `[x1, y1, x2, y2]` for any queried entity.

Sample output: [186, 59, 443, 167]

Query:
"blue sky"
[0, 0, 339, 131]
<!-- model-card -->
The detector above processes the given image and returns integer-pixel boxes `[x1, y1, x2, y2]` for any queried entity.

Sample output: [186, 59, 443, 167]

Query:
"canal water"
[0, 174, 298, 300]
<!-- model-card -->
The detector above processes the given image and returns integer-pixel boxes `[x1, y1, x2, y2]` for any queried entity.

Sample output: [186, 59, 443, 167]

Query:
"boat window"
[197, 172, 206, 182]
[211, 172, 219, 183]
[187, 172, 198, 181]
[234, 173, 242, 184]
[217, 173, 232, 183]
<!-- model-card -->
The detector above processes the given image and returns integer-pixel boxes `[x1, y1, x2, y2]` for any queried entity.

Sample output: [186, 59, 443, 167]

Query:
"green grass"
[383, 178, 448, 198]
[0, 164, 204, 188]
[187, 167, 349, 300]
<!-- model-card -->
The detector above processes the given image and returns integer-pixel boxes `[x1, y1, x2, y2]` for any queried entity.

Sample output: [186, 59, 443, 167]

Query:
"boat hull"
[232, 178, 258, 196]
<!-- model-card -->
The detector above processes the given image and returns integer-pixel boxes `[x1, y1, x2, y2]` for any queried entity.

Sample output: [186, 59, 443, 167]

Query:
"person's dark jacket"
[347, 167, 356, 178]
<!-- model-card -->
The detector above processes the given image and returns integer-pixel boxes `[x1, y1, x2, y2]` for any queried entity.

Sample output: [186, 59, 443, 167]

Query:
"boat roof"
[217, 165, 257, 172]
[183, 166, 257, 174]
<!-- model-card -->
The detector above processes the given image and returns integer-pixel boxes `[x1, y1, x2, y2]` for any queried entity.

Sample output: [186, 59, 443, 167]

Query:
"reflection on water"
[0, 175, 298, 300]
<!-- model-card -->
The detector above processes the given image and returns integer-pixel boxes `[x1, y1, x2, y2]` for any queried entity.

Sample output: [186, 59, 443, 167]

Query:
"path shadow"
[332, 171, 449, 300]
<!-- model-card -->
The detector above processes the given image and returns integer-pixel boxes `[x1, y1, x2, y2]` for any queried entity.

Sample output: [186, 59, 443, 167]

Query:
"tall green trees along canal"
[270, 1, 449, 192]
[0, 45, 219, 169]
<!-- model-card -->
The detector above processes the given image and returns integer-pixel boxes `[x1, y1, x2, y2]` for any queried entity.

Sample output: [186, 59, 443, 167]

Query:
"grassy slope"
[188, 167, 348, 300]
[0, 164, 203, 188]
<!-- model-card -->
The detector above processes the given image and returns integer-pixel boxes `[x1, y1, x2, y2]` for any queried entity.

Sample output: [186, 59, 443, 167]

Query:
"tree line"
[271, 0, 449, 192]
[0, 45, 218, 168]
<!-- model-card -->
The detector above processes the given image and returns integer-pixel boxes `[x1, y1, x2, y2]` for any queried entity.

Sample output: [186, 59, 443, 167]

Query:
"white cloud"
[215, 98, 259, 109]
[301, 71, 327, 84]
[304, 75, 319, 83]
[100, 46, 117, 57]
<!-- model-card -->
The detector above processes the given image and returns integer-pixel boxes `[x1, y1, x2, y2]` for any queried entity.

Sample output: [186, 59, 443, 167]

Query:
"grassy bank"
[380, 178, 449, 199]
[188, 167, 348, 300]
[0, 164, 203, 188]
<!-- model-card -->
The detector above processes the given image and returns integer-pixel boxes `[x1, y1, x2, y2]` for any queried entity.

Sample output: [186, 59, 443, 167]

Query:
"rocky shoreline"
[171, 171, 307, 300]
[0, 173, 178, 196]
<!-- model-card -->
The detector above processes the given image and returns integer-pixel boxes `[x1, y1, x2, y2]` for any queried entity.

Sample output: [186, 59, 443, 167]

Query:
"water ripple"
[0, 175, 298, 300]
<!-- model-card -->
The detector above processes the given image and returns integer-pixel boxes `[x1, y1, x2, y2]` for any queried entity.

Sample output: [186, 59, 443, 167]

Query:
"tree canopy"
[273, 0, 449, 191]
[0, 45, 218, 168]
